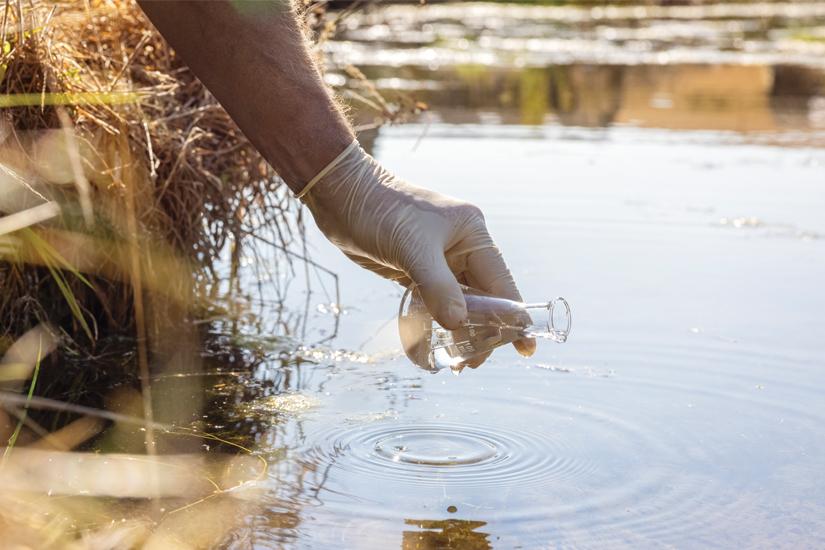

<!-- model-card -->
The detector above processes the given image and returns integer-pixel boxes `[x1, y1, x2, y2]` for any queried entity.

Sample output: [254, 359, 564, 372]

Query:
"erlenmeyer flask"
[398, 285, 571, 372]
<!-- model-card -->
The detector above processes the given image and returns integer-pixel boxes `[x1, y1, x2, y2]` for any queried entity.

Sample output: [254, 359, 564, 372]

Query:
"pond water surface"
[262, 127, 822, 548]
[203, 3, 825, 548]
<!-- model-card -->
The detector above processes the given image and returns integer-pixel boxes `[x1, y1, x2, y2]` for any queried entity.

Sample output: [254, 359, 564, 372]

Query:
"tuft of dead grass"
[0, 1, 425, 544]
[0, 0, 304, 346]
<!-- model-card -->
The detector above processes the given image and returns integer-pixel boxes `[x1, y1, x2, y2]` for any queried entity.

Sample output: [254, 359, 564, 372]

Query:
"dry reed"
[0, 1, 426, 544]
[0, 0, 305, 348]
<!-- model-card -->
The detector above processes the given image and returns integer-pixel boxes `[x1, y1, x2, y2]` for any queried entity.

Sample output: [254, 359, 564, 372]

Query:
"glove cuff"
[295, 139, 360, 200]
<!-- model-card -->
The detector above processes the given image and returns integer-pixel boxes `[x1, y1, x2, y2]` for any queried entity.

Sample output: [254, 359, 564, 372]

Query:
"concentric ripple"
[304, 421, 595, 488]
[287, 339, 825, 548]
[372, 427, 497, 466]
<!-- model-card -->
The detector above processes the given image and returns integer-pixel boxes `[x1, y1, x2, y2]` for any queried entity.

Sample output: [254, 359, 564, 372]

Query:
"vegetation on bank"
[0, 0, 304, 349]
[0, 0, 358, 543]
[0, 0, 414, 457]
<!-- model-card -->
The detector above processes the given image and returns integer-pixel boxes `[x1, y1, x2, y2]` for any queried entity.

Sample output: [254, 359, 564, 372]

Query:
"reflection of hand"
[301, 140, 535, 358]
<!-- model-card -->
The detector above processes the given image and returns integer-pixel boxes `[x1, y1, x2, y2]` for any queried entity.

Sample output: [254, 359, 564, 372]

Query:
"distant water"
[327, 1, 825, 146]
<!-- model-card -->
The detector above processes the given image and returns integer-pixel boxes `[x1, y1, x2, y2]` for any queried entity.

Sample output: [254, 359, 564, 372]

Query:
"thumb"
[407, 248, 467, 330]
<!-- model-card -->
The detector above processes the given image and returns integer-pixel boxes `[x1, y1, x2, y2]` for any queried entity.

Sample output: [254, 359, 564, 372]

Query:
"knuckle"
[464, 202, 485, 221]
[455, 202, 485, 225]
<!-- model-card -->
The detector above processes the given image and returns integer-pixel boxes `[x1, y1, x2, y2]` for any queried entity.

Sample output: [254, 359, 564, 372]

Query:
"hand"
[301, 141, 535, 358]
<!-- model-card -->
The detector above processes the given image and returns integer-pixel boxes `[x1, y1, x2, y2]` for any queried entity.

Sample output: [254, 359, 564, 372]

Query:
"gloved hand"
[300, 140, 535, 358]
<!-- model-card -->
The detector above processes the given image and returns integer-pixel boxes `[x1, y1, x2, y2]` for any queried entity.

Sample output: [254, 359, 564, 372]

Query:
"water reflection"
[332, 1, 825, 143]
[402, 519, 490, 550]
[329, 2, 825, 70]
[347, 63, 825, 137]
[271, 121, 825, 547]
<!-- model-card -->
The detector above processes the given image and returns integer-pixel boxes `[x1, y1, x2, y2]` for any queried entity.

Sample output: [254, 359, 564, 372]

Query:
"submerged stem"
[2, 335, 41, 463]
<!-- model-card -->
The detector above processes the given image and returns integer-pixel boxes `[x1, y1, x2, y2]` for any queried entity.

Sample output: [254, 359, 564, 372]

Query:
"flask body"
[398, 285, 570, 372]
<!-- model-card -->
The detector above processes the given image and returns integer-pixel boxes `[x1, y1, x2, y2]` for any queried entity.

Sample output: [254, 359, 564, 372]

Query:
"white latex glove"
[300, 140, 535, 358]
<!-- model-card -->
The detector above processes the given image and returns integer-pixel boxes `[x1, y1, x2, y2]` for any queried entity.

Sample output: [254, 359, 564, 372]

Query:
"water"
[329, 2, 825, 148]
[214, 4, 825, 546]
[205, 130, 825, 546]
[24, 3, 825, 547]
[241, 339, 825, 547]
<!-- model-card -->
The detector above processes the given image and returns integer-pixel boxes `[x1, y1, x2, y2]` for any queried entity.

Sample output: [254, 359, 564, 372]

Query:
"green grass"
[20, 228, 96, 341]
[2, 337, 42, 461]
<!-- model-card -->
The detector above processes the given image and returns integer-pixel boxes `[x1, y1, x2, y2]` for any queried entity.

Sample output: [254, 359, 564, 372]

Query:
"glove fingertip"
[436, 298, 467, 331]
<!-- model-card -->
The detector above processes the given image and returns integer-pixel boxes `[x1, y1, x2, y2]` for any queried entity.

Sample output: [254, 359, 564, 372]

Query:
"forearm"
[137, 0, 354, 193]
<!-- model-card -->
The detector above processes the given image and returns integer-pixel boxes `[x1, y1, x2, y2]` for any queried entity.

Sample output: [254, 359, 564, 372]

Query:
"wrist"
[300, 139, 385, 212]
[287, 128, 355, 190]
[297, 139, 361, 201]
[281, 122, 354, 193]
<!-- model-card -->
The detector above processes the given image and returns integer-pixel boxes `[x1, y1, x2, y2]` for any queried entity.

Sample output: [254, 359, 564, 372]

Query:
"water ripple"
[283, 340, 825, 547]
[304, 421, 595, 489]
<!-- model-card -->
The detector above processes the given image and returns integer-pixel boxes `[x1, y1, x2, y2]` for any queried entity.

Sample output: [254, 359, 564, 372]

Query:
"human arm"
[136, 0, 352, 191]
[137, 1, 534, 355]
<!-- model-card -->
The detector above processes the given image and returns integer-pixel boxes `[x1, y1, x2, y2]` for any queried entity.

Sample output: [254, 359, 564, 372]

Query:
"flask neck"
[521, 298, 571, 343]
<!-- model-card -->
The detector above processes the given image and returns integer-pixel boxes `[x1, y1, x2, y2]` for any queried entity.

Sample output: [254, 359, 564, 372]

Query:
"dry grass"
[0, 0, 305, 348]
[0, 1, 427, 544]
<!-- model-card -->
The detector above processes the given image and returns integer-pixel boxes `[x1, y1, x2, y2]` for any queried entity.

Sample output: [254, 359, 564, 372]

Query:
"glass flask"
[398, 285, 571, 373]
